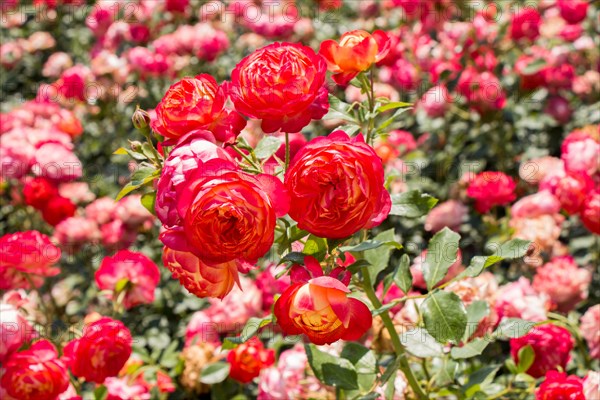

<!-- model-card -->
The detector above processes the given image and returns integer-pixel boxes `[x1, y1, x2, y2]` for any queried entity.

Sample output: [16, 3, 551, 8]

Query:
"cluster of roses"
[153, 33, 393, 346]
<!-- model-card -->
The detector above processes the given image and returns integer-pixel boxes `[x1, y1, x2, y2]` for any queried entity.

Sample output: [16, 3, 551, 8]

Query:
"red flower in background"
[1, 340, 69, 400]
[23, 177, 58, 209]
[554, 172, 594, 215]
[162, 246, 239, 299]
[0, 230, 61, 290]
[151, 74, 245, 143]
[319, 30, 390, 85]
[160, 159, 289, 265]
[40, 195, 76, 226]
[510, 324, 574, 378]
[63, 317, 132, 383]
[510, 7, 541, 41]
[274, 258, 372, 345]
[95, 250, 160, 309]
[466, 171, 516, 213]
[581, 191, 600, 235]
[230, 42, 329, 133]
[557, 0, 589, 24]
[227, 337, 274, 383]
[285, 131, 391, 239]
[536, 371, 585, 400]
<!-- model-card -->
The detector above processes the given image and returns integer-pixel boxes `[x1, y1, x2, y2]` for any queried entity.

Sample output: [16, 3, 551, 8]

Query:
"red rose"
[162, 246, 239, 299]
[227, 337, 274, 383]
[581, 191, 600, 235]
[230, 42, 329, 133]
[63, 317, 133, 383]
[284, 130, 391, 239]
[23, 177, 58, 209]
[456, 67, 506, 114]
[0, 230, 61, 290]
[159, 159, 289, 265]
[466, 171, 516, 213]
[319, 30, 390, 85]
[536, 371, 585, 400]
[151, 74, 245, 143]
[95, 250, 160, 309]
[510, 324, 574, 378]
[554, 172, 594, 215]
[40, 195, 76, 226]
[1, 340, 69, 400]
[557, 0, 588, 24]
[510, 7, 541, 41]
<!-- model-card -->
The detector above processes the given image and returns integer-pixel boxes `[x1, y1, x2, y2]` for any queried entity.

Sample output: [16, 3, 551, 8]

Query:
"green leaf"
[200, 362, 230, 384]
[94, 385, 108, 400]
[116, 168, 160, 201]
[463, 301, 490, 340]
[389, 190, 438, 218]
[400, 327, 443, 358]
[450, 338, 489, 359]
[140, 192, 156, 215]
[423, 228, 460, 290]
[522, 59, 546, 75]
[363, 229, 396, 284]
[340, 343, 377, 392]
[516, 345, 535, 373]
[222, 316, 272, 349]
[279, 252, 305, 265]
[485, 239, 531, 262]
[433, 358, 458, 387]
[131, 166, 157, 184]
[393, 254, 412, 294]
[339, 240, 402, 253]
[303, 235, 327, 260]
[378, 101, 413, 112]
[305, 344, 358, 390]
[494, 318, 535, 339]
[462, 365, 500, 397]
[254, 136, 282, 159]
[113, 147, 128, 155]
[421, 291, 467, 344]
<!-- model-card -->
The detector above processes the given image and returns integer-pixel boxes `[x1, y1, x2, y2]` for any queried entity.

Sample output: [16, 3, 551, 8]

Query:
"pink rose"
[495, 277, 550, 322]
[511, 191, 561, 219]
[580, 305, 600, 359]
[32, 142, 82, 182]
[424, 200, 467, 232]
[85, 197, 117, 225]
[532, 256, 591, 312]
[419, 85, 451, 118]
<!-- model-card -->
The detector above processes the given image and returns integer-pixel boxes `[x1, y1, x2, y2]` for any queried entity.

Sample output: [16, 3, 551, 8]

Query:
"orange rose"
[151, 74, 245, 143]
[319, 30, 390, 85]
[274, 271, 372, 345]
[162, 246, 239, 299]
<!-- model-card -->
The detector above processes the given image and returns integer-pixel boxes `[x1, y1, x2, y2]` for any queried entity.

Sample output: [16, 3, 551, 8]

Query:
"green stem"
[231, 144, 262, 172]
[362, 267, 428, 399]
[365, 68, 376, 146]
[285, 131, 290, 172]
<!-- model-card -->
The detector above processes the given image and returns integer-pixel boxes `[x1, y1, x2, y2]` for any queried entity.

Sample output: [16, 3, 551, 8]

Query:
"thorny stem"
[361, 267, 428, 399]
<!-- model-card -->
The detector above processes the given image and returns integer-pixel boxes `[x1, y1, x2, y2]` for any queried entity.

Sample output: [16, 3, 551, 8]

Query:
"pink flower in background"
[104, 377, 150, 400]
[58, 182, 95, 204]
[466, 171, 516, 213]
[113, 194, 154, 230]
[0, 302, 35, 363]
[0, 230, 61, 290]
[42, 52, 73, 78]
[561, 132, 600, 176]
[53, 217, 100, 248]
[419, 85, 451, 118]
[456, 67, 506, 113]
[510, 324, 574, 378]
[532, 256, 591, 312]
[580, 305, 600, 359]
[85, 197, 118, 225]
[510, 7, 541, 41]
[521, 156, 564, 186]
[583, 371, 600, 399]
[100, 219, 137, 250]
[554, 172, 594, 215]
[544, 95, 571, 124]
[495, 278, 550, 322]
[581, 191, 600, 235]
[424, 200, 467, 232]
[95, 250, 160, 309]
[511, 191, 561, 219]
[32, 142, 82, 182]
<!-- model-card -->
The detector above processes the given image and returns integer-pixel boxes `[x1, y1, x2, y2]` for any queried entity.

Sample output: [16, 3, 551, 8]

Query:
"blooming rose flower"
[58, 182, 95, 204]
[52, 217, 100, 249]
[466, 171, 516, 213]
[424, 200, 467, 232]
[557, 0, 588, 24]
[274, 271, 372, 345]
[510, 324, 574, 378]
[582, 191, 600, 235]
[230, 42, 329, 133]
[544, 95, 572, 124]
[151, 74, 245, 143]
[100, 220, 137, 251]
[0, 230, 61, 290]
[32, 142, 82, 182]
[40, 195, 76, 226]
[520, 156, 564, 185]
[456, 67, 506, 113]
[511, 191, 561, 218]
[510, 7, 541, 41]
[561, 130, 600, 176]
[554, 172, 594, 215]
[285, 131, 391, 239]
[532, 256, 591, 312]
[23, 177, 57, 209]
[1, 340, 69, 400]
[155, 130, 232, 227]
[535, 371, 584, 400]
[419, 85, 452, 118]
[85, 197, 118, 225]
[495, 278, 550, 323]
[104, 376, 150, 400]
[113, 194, 154, 230]
[515, 55, 546, 90]
[227, 337, 275, 383]
[95, 250, 160, 309]
[319, 30, 390, 85]
[162, 246, 238, 299]
[580, 305, 600, 359]
[160, 159, 289, 265]
[63, 317, 133, 383]
[0, 302, 35, 363]
[583, 371, 599, 399]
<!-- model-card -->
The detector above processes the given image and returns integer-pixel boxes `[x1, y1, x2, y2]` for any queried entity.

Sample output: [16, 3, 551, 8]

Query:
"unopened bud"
[130, 141, 142, 151]
[132, 107, 151, 130]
